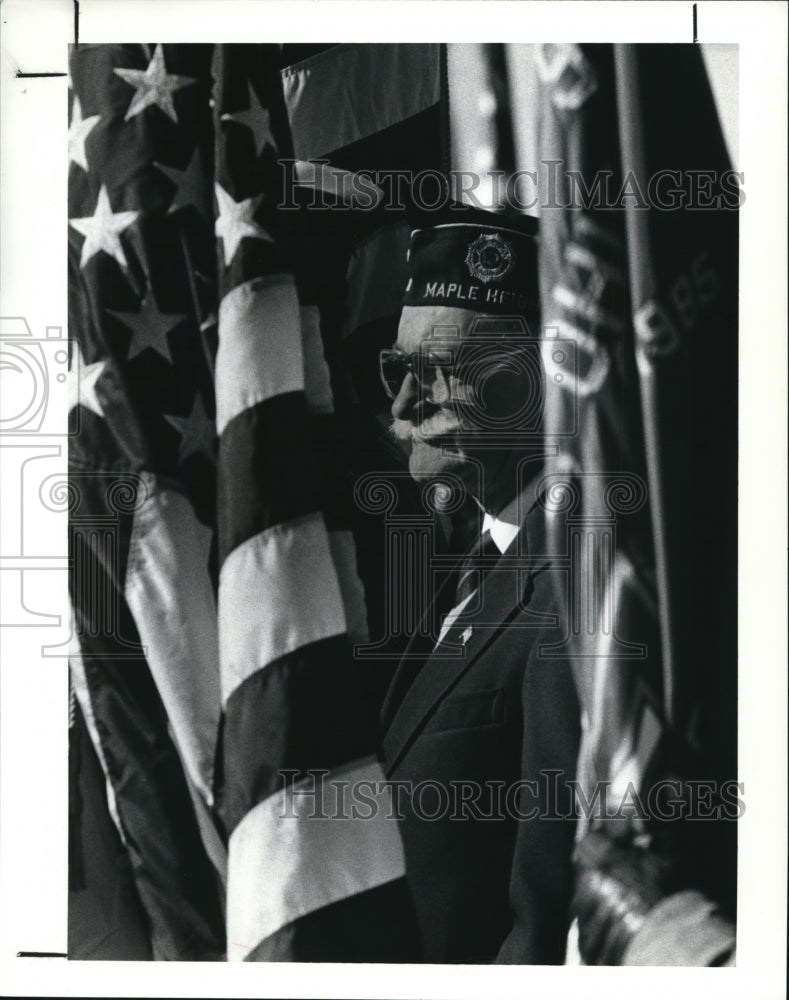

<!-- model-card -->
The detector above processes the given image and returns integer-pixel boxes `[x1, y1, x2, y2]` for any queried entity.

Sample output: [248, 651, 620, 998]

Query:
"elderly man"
[378, 201, 580, 964]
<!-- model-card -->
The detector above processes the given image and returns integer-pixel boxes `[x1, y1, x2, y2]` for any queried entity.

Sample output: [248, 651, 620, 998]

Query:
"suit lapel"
[383, 558, 532, 776]
[379, 561, 460, 733]
[382, 481, 555, 775]
[381, 482, 553, 773]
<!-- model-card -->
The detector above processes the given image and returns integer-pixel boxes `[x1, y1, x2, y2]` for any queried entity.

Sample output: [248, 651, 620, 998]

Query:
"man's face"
[388, 306, 541, 512]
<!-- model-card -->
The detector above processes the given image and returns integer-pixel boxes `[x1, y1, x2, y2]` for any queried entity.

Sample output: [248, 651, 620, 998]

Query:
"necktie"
[454, 529, 499, 608]
[432, 530, 500, 651]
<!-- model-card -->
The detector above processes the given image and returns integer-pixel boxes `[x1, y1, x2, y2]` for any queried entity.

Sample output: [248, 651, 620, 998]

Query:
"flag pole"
[613, 43, 677, 732]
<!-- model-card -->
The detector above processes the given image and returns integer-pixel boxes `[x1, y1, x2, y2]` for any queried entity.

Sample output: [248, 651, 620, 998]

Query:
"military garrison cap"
[402, 199, 540, 321]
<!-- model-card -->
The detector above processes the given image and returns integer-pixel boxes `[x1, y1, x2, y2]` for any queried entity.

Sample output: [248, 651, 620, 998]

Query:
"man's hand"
[571, 829, 676, 965]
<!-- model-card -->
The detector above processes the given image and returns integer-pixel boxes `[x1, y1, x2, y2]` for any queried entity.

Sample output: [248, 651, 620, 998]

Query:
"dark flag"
[536, 41, 664, 840]
[613, 43, 738, 911]
[534, 42, 737, 961]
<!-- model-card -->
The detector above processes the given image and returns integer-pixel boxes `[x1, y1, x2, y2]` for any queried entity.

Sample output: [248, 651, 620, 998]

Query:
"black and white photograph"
[0, 2, 785, 998]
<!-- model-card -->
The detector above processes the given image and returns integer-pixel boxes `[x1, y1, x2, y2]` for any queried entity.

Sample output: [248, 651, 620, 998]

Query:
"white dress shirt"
[435, 498, 523, 647]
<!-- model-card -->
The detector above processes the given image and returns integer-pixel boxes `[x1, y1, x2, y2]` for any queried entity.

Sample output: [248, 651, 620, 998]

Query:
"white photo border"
[0, 2, 785, 997]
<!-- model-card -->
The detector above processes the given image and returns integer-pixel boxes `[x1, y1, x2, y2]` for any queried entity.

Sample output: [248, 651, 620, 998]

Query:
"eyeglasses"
[379, 347, 456, 400]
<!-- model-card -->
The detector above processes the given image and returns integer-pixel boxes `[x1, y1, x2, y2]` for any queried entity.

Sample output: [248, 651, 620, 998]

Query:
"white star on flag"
[114, 43, 196, 124]
[165, 393, 216, 463]
[69, 185, 139, 269]
[108, 291, 185, 364]
[68, 97, 100, 171]
[221, 82, 277, 158]
[155, 149, 210, 219]
[68, 342, 107, 417]
[214, 183, 272, 266]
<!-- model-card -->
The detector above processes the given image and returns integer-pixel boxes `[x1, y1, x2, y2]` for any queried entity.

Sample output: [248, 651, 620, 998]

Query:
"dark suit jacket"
[381, 492, 581, 964]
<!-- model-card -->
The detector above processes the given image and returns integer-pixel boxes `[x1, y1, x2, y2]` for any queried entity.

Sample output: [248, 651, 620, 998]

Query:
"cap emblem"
[464, 233, 514, 284]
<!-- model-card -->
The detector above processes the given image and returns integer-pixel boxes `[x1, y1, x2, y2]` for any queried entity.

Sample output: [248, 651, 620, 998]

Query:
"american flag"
[68, 42, 225, 961]
[67, 41, 443, 961]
